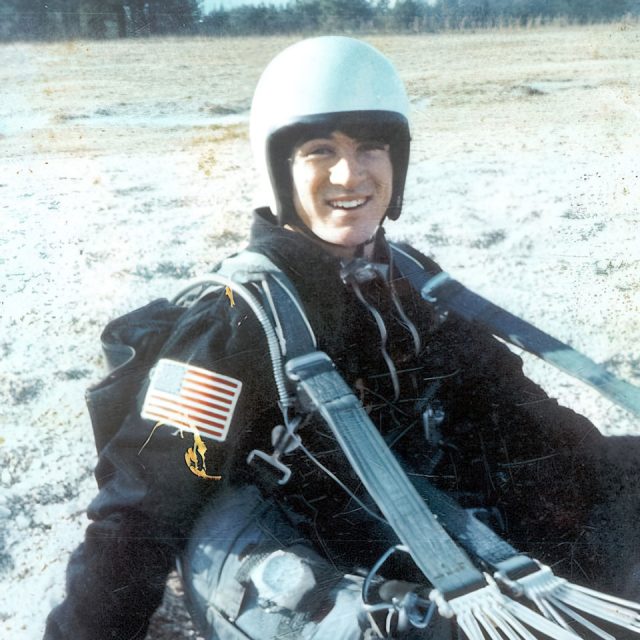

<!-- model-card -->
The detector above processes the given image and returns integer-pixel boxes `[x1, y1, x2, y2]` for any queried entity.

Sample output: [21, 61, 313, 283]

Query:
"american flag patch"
[141, 358, 242, 442]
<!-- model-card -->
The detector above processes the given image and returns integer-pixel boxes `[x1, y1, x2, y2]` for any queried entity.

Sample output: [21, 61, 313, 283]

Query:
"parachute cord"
[172, 275, 292, 412]
[297, 441, 388, 526]
[350, 279, 401, 402]
[385, 249, 422, 356]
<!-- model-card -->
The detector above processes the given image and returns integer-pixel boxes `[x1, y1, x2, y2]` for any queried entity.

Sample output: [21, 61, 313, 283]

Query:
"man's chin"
[311, 229, 377, 257]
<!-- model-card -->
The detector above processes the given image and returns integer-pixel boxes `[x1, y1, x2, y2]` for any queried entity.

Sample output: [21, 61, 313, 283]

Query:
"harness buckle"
[339, 258, 389, 286]
[246, 418, 302, 485]
[362, 545, 436, 635]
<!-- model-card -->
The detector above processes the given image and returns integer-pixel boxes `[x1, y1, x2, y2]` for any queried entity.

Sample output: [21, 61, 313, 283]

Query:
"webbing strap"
[403, 462, 539, 580]
[391, 245, 640, 419]
[217, 250, 317, 360]
[285, 351, 487, 599]
[259, 267, 530, 588]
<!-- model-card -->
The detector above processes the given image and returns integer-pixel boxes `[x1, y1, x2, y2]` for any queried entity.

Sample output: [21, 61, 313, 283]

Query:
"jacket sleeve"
[397, 241, 639, 594]
[438, 315, 640, 592]
[44, 292, 278, 640]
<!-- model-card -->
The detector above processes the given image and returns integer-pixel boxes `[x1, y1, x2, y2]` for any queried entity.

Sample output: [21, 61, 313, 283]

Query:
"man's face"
[290, 131, 393, 254]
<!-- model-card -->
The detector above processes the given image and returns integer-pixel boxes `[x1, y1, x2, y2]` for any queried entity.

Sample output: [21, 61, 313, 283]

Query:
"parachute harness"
[176, 248, 640, 639]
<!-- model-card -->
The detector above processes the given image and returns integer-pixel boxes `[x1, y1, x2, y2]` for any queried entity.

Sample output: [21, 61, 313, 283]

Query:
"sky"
[201, 0, 290, 12]
[200, 0, 427, 13]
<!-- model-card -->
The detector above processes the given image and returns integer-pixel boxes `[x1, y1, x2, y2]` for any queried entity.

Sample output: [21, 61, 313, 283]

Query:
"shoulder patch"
[141, 358, 242, 442]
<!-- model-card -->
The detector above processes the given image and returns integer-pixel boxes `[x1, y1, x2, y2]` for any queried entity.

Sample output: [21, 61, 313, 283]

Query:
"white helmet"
[250, 36, 411, 226]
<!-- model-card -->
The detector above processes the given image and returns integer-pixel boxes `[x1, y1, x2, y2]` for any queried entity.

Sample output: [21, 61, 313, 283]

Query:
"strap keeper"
[494, 555, 540, 581]
[286, 351, 335, 381]
[246, 418, 302, 485]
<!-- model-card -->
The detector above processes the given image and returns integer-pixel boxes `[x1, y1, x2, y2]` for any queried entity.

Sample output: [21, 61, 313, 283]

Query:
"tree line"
[1, 0, 638, 41]
[0, 0, 200, 40]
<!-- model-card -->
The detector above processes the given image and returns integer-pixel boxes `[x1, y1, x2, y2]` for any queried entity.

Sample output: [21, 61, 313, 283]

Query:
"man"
[45, 37, 638, 640]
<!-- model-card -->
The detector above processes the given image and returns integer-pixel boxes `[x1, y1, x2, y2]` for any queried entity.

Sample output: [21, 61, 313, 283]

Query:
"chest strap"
[231, 263, 572, 636]
[284, 350, 583, 638]
[403, 461, 640, 638]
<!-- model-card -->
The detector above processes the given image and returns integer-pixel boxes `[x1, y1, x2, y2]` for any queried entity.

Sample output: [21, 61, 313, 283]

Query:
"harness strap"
[390, 244, 640, 418]
[208, 255, 494, 599]
[283, 349, 582, 638]
[218, 250, 318, 362]
[254, 263, 532, 580]
[401, 460, 539, 578]
[286, 350, 487, 600]
[250, 267, 496, 601]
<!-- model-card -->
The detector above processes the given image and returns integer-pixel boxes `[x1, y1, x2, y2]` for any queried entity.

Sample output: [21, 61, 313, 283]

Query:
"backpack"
[85, 250, 308, 454]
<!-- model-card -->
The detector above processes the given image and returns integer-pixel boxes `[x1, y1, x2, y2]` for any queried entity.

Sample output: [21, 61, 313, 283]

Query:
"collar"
[248, 207, 391, 277]
[248, 207, 345, 294]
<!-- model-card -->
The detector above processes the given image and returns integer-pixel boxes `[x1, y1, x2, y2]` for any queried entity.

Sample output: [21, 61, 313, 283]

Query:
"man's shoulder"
[100, 273, 264, 373]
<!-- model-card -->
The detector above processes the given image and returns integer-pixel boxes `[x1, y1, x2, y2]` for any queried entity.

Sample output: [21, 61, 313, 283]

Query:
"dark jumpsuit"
[45, 208, 640, 640]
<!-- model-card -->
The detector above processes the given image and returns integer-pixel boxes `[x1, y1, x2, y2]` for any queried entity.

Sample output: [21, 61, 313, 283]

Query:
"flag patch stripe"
[181, 362, 240, 388]
[144, 404, 225, 431]
[151, 388, 231, 418]
[186, 372, 239, 395]
[141, 359, 242, 442]
[180, 378, 235, 403]
[145, 395, 228, 426]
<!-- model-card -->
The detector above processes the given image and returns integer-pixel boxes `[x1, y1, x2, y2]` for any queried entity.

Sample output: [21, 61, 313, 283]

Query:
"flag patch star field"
[141, 358, 242, 441]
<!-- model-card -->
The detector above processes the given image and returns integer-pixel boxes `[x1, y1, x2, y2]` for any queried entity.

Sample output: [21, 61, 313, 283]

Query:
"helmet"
[250, 36, 411, 226]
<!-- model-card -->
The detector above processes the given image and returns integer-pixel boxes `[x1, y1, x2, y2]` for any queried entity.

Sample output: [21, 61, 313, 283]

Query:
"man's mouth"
[327, 197, 369, 210]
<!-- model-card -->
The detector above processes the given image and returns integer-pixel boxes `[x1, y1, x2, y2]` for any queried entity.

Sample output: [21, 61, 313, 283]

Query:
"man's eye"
[306, 146, 333, 157]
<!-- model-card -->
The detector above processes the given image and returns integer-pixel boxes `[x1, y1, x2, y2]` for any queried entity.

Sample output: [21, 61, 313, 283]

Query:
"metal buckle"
[362, 547, 577, 639]
[362, 545, 436, 633]
[246, 417, 302, 485]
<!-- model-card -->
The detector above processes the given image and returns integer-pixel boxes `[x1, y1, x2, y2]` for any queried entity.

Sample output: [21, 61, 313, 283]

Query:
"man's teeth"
[330, 199, 366, 209]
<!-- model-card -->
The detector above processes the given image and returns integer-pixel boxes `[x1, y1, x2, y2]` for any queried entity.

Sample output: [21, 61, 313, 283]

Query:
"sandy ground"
[1, 24, 639, 639]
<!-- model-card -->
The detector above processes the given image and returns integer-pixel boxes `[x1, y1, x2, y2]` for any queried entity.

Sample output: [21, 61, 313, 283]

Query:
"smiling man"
[45, 37, 639, 640]
[289, 132, 393, 253]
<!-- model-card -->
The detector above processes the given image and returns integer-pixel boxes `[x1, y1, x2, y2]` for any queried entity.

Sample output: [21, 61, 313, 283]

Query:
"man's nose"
[329, 153, 364, 188]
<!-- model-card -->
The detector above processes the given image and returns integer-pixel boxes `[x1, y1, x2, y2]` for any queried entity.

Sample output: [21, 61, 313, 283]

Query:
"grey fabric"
[181, 486, 372, 640]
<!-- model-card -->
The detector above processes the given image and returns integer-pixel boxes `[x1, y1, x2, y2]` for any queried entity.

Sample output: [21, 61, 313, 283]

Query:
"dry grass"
[1, 24, 639, 640]
[4, 23, 638, 155]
